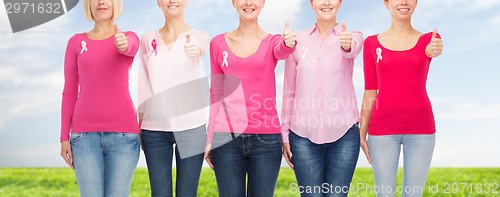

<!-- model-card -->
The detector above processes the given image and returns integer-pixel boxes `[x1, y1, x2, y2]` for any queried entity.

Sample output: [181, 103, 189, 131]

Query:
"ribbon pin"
[80, 41, 88, 54]
[151, 39, 158, 56]
[301, 47, 308, 60]
[376, 47, 383, 63]
[222, 51, 229, 67]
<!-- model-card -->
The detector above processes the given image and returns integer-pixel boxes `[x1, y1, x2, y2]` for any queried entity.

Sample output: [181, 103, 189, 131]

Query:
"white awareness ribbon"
[376, 47, 383, 63]
[80, 41, 88, 54]
[222, 51, 229, 67]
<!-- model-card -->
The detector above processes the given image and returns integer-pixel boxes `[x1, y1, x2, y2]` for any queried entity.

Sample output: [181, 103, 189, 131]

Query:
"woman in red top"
[360, 0, 443, 196]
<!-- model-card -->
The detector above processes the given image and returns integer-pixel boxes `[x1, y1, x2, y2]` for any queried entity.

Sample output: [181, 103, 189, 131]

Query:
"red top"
[363, 32, 440, 135]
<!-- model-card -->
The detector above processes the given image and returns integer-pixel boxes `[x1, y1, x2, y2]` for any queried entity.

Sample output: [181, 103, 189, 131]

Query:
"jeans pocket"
[70, 132, 84, 142]
[119, 132, 140, 140]
[256, 134, 281, 144]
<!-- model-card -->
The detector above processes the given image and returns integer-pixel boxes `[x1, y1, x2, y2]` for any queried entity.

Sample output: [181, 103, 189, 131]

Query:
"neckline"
[222, 33, 271, 60]
[375, 33, 425, 52]
[156, 29, 194, 53]
[84, 32, 115, 41]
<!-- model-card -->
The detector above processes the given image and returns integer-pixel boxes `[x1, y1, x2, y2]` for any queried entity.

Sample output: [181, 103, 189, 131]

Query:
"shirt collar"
[309, 23, 343, 36]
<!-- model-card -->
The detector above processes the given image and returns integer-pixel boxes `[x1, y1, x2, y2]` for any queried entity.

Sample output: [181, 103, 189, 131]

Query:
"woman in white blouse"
[137, 0, 210, 196]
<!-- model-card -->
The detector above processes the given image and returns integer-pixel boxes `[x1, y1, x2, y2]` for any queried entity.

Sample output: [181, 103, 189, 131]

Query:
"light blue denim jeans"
[70, 132, 140, 197]
[368, 134, 435, 197]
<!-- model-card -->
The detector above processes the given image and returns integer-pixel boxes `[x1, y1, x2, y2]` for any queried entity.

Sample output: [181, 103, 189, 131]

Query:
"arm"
[341, 30, 364, 59]
[359, 90, 376, 164]
[205, 39, 224, 170]
[281, 51, 298, 168]
[272, 35, 296, 60]
[280, 53, 298, 144]
[360, 38, 378, 163]
[60, 36, 78, 169]
[60, 37, 78, 142]
[118, 31, 140, 57]
[137, 34, 152, 124]
[206, 40, 224, 145]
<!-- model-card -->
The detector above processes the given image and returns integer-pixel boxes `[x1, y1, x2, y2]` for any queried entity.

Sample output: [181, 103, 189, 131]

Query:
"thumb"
[186, 34, 191, 44]
[432, 28, 437, 39]
[342, 20, 347, 32]
[114, 24, 121, 34]
[284, 20, 290, 31]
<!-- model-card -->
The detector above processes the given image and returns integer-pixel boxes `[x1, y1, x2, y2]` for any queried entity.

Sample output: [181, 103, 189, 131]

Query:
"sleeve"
[207, 38, 224, 144]
[118, 31, 140, 57]
[197, 31, 211, 57]
[280, 51, 298, 143]
[341, 30, 364, 59]
[363, 37, 378, 90]
[271, 34, 296, 60]
[137, 34, 152, 114]
[60, 36, 79, 142]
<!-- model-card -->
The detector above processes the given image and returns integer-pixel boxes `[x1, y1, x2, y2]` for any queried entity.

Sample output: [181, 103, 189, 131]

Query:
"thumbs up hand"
[114, 24, 128, 52]
[283, 20, 297, 48]
[339, 21, 352, 52]
[184, 34, 201, 58]
[427, 29, 443, 58]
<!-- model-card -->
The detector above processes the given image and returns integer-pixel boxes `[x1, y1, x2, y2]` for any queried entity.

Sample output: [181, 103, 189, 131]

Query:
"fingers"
[186, 34, 191, 44]
[184, 42, 201, 58]
[204, 144, 214, 170]
[282, 143, 294, 169]
[60, 141, 74, 170]
[360, 141, 371, 164]
[429, 28, 443, 57]
[114, 24, 127, 52]
[283, 20, 296, 48]
[339, 21, 352, 51]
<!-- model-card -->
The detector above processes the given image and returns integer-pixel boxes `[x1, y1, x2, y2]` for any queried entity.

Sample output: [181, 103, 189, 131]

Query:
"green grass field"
[1, 168, 498, 196]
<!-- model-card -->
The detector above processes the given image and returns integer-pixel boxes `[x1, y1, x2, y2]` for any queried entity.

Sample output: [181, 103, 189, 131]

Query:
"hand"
[339, 21, 352, 52]
[360, 139, 371, 164]
[60, 141, 74, 170]
[283, 20, 296, 48]
[427, 29, 443, 58]
[114, 24, 128, 52]
[282, 143, 294, 169]
[204, 143, 214, 170]
[184, 34, 201, 58]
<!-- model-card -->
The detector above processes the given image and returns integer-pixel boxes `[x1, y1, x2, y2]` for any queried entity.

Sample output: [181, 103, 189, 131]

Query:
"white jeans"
[368, 134, 435, 197]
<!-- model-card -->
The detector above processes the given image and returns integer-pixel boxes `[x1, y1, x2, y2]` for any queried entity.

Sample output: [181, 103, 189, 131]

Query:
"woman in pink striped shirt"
[281, 0, 364, 196]
[202, 0, 296, 196]
[59, 0, 140, 196]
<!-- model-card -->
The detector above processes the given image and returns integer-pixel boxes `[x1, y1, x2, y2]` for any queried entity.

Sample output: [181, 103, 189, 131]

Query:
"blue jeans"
[210, 133, 282, 197]
[70, 132, 140, 197]
[289, 124, 360, 197]
[368, 134, 435, 197]
[141, 125, 206, 197]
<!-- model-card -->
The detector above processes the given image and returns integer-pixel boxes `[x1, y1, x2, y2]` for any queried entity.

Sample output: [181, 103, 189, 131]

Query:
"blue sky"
[0, 0, 499, 167]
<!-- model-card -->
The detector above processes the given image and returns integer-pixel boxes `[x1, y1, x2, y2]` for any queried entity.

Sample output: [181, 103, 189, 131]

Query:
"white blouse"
[138, 29, 210, 131]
